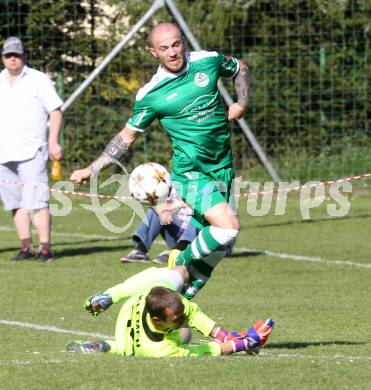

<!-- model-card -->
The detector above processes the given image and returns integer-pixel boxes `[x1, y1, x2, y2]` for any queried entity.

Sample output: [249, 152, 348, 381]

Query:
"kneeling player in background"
[66, 266, 274, 358]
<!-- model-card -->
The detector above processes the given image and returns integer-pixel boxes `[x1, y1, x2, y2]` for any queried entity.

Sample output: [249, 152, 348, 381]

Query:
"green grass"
[1, 190, 371, 390]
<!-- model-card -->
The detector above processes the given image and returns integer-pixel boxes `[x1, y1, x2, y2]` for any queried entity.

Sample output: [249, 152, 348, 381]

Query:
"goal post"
[60, 0, 281, 182]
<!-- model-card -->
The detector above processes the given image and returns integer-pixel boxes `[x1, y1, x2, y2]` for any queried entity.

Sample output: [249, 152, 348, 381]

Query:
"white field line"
[234, 247, 371, 269]
[0, 319, 370, 365]
[2, 227, 369, 365]
[1, 225, 370, 269]
[0, 319, 111, 339]
[0, 358, 74, 366]
[1, 318, 370, 364]
[259, 352, 371, 361]
[1, 354, 371, 365]
[0, 225, 123, 241]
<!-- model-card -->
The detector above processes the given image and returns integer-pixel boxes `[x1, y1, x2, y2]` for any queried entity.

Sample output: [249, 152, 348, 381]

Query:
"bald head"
[148, 22, 186, 74]
[148, 23, 183, 47]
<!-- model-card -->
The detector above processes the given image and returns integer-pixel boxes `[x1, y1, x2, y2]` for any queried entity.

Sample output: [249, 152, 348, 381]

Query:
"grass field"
[1, 187, 371, 390]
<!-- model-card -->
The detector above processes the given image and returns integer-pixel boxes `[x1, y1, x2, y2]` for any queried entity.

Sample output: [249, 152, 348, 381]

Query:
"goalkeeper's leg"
[104, 266, 186, 303]
[84, 267, 187, 316]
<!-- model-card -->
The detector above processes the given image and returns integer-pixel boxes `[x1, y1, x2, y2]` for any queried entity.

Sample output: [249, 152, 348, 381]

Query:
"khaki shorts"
[172, 165, 236, 228]
[0, 146, 50, 211]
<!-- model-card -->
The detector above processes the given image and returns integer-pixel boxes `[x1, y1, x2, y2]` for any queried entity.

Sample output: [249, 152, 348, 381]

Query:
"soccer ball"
[129, 162, 172, 204]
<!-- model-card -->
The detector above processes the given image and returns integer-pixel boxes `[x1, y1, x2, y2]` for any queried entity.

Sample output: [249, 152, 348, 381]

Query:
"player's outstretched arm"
[228, 60, 250, 121]
[70, 126, 138, 184]
[213, 318, 275, 355]
[84, 294, 113, 317]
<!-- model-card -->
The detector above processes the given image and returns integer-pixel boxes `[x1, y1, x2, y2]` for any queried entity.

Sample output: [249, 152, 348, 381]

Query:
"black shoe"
[35, 248, 54, 262]
[120, 249, 150, 263]
[11, 247, 35, 261]
[152, 250, 170, 264]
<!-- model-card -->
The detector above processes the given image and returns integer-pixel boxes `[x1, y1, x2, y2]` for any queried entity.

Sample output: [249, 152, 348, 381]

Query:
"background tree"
[1, 0, 369, 180]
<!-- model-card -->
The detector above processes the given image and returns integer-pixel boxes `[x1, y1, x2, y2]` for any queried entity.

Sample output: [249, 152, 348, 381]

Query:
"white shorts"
[0, 146, 50, 211]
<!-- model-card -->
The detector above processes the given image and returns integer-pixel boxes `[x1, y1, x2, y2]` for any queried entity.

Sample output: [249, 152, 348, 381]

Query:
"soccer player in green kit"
[71, 22, 250, 299]
[66, 266, 274, 358]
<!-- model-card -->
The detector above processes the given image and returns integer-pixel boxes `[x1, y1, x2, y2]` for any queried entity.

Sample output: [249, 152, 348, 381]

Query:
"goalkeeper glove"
[231, 318, 275, 352]
[248, 318, 275, 347]
[84, 293, 113, 317]
[213, 327, 247, 343]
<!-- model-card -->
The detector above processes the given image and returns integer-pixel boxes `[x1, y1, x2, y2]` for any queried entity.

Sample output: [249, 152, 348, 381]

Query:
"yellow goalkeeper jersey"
[105, 268, 221, 358]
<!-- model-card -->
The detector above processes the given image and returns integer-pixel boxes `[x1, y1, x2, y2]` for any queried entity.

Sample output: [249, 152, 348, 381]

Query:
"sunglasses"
[3, 53, 23, 59]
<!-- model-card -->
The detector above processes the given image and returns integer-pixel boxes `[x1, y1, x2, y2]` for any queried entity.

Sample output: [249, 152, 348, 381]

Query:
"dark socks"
[133, 237, 147, 253]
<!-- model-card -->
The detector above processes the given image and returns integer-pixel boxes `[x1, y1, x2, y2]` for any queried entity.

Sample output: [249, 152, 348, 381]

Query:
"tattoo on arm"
[90, 134, 130, 175]
[234, 64, 250, 108]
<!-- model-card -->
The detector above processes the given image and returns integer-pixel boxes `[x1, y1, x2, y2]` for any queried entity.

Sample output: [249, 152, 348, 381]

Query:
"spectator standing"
[0, 37, 63, 261]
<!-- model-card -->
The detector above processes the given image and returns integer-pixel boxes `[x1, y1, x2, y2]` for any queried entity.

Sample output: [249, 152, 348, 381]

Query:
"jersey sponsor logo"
[180, 94, 217, 115]
[133, 297, 143, 349]
[194, 72, 209, 87]
[179, 94, 218, 123]
[166, 92, 178, 101]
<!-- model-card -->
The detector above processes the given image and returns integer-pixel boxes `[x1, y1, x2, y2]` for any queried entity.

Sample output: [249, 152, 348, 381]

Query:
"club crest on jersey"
[194, 72, 209, 87]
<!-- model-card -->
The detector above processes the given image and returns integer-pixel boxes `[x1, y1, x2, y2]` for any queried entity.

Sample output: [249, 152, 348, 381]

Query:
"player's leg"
[171, 167, 239, 298]
[183, 249, 225, 299]
[172, 166, 239, 267]
[154, 219, 197, 264]
[85, 266, 189, 317]
[180, 201, 239, 296]
[176, 202, 239, 267]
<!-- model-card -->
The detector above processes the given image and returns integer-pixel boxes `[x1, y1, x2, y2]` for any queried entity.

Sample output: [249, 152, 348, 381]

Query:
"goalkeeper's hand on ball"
[84, 294, 113, 317]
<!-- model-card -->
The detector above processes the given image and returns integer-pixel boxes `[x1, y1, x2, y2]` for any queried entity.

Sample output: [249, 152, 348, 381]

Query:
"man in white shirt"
[0, 37, 63, 261]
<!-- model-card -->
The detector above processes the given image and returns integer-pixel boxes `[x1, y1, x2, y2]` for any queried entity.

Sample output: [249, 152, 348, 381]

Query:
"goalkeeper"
[66, 266, 274, 358]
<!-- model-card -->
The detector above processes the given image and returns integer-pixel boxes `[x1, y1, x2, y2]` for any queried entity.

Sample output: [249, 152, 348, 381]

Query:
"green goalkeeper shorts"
[172, 164, 236, 229]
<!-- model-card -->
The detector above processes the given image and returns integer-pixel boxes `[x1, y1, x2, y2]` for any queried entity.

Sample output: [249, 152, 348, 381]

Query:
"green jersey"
[127, 51, 239, 174]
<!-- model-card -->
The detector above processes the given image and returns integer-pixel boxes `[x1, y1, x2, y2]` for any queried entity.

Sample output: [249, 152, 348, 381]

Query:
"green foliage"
[0, 0, 92, 73]
[0, 0, 369, 180]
